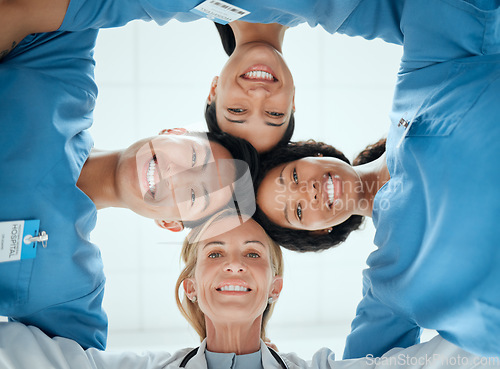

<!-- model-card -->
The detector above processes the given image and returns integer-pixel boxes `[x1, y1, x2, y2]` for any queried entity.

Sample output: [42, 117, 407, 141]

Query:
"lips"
[216, 280, 252, 293]
[141, 153, 177, 207]
[143, 154, 163, 198]
[146, 156, 157, 196]
[240, 64, 278, 82]
[322, 173, 341, 210]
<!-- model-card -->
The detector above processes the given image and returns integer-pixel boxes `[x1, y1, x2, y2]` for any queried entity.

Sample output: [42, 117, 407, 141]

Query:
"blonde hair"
[175, 210, 284, 341]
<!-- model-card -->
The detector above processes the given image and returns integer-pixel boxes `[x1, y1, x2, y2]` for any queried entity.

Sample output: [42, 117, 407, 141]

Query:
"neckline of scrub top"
[205, 349, 262, 369]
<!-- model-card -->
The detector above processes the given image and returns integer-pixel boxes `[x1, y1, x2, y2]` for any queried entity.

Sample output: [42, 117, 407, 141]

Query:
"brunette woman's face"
[208, 42, 295, 153]
[184, 218, 282, 325]
[256, 157, 362, 231]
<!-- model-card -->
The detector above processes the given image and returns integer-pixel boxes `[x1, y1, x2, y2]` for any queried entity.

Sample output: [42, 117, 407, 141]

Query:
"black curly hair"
[253, 139, 386, 252]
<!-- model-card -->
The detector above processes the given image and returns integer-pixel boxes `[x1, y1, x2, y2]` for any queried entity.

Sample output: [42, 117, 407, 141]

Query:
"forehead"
[256, 163, 291, 228]
[199, 218, 269, 249]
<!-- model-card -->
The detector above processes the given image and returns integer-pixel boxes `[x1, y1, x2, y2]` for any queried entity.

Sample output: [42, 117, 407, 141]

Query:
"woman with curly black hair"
[254, 139, 387, 252]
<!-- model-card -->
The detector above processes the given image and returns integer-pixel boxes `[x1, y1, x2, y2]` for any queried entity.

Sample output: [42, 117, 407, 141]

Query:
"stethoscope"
[180, 346, 289, 369]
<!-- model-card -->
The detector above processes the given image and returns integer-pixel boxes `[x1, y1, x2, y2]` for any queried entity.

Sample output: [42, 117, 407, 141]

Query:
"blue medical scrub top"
[0, 0, 205, 350]
[0, 28, 107, 350]
[218, 0, 499, 358]
[338, 0, 500, 359]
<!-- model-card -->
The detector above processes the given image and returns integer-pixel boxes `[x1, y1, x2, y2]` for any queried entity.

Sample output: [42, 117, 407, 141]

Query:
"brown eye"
[266, 111, 284, 117]
[293, 168, 298, 184]
[191, 147, 197, 167]
[228, 108, 246, 114]
[190, 189, 196, 206]
[296, 203, 302, 221]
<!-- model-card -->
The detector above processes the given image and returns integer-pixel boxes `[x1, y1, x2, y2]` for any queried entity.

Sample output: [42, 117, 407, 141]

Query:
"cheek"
[254, 263, 274, 289]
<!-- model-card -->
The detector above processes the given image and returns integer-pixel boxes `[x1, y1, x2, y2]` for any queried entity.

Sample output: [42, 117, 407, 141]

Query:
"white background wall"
[89, 18, 435, 359]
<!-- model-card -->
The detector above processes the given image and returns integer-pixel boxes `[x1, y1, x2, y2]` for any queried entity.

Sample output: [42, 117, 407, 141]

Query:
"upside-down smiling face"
[209, 42, 295, 153]
[184, 218, 283, 325]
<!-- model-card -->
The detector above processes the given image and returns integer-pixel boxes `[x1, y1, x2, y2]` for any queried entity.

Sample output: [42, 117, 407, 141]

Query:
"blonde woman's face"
[184, 218, 282, 325]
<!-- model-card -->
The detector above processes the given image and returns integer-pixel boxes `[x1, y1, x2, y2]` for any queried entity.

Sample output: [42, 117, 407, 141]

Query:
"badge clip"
[24, 231, 48, 248]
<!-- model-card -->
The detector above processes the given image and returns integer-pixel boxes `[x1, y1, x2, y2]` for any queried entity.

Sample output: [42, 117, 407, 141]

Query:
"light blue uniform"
[336, 0, 500, 360]
[232, 0, 500, 359]
[345, 54, 500, 358]
[0, 0, 207, 350]
[0, 0, 369, 350]
[0, 28, 107, 350]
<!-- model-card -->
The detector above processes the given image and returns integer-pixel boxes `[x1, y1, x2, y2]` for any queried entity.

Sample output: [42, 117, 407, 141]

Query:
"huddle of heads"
[135, 23, 386, 340]
[168, 134, 386, 338]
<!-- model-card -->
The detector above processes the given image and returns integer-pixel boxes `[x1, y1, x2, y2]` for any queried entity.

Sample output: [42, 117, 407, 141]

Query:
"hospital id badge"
[0, 220, 47, 263]
[191, 0, 250, 24]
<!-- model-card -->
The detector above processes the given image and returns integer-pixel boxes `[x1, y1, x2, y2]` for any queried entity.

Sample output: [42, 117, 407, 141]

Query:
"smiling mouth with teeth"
[241, 70, 277, 82]
[146, 155, 157, 197]
[325, 174, 335, 209]
[217, 285, 251, 292]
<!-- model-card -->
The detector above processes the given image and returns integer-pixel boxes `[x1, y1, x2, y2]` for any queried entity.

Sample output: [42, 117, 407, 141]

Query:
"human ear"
[310, 227, 332, 236]
[269, 276, 283, 302]
[154, 219, 184, 232]
[206, 76, 219, 105]
[183, 279, 197, 300]
[158, 128, 187, 136]
[292, 88, 296, 112]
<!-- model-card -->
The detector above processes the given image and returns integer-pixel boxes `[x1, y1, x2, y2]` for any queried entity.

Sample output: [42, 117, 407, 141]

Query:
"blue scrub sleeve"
[238, 0, 363, 33]
[59, 0, 203, 31]
[343, 276, 421, 359]
[9, 280, 107, 350]
[399, 0, 500, 72]
[337, 0, 404, 45]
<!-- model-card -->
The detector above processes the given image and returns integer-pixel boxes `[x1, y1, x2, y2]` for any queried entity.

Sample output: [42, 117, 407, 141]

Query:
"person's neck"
[230, 21, 286, 52]
[352, 153, 390, 217]
[77, 149, 121, 210]
[205, 317, 262, 355]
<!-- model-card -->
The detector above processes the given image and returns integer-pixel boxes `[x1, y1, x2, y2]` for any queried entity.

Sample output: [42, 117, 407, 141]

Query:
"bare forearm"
[0, 0, 70, 59]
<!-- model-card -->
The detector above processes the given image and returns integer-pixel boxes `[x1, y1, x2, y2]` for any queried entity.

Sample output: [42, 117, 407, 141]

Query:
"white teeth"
[219, 285, 250, 292]
[244, 70, 274, 80]
[147, 159, 156, 194]
[327, 175, 334, 206]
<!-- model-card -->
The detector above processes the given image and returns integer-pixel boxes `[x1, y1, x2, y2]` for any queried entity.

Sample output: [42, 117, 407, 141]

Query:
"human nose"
[246, 85, 271, 99]
[294, 178, 319, 204]
[224, 254, 246, 273]
[309, 179, 320, 203]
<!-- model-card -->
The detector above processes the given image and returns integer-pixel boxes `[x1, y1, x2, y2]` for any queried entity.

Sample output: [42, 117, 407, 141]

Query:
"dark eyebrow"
[224, 116, 245, 124]
[201, 185, 209, 212]
[279, 164, 292, 226]
[265, 121, 286, 127]
[196, 145, 211, 213]
[202, 144, 211, 171]
[279, 164, 287, 185]
[284, 202, 292, 226]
